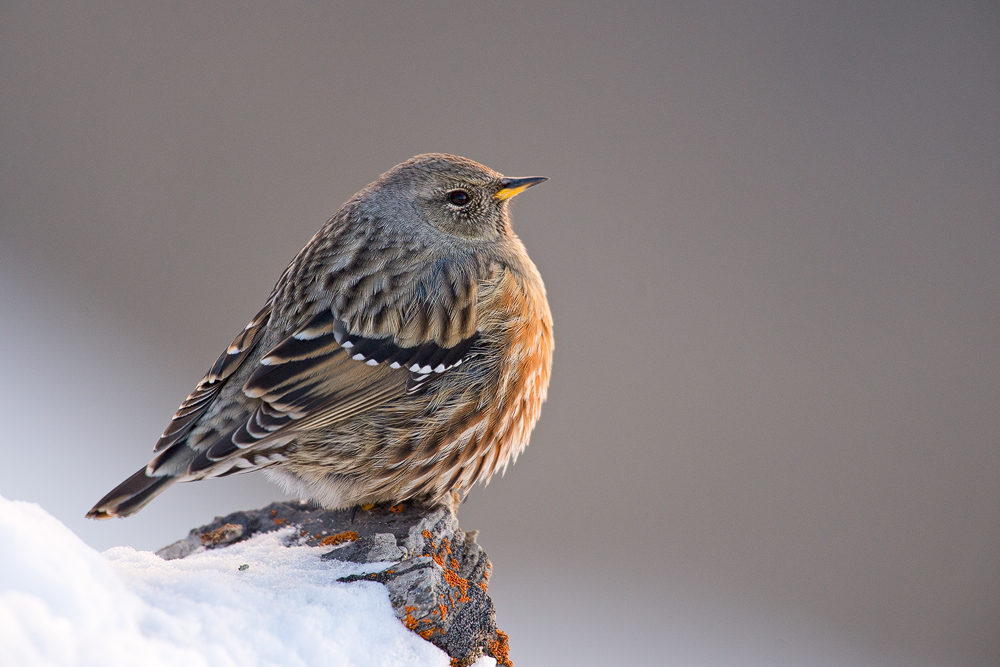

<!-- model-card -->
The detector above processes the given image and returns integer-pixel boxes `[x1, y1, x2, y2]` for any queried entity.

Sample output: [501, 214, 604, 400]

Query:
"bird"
[87, 154, 553, 519]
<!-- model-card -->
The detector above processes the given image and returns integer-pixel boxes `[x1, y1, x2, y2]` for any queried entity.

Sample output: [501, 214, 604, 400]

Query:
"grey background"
[1, 2, 998, 665]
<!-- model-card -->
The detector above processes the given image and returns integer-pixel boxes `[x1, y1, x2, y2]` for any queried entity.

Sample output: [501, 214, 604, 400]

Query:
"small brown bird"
[88, 154, 553, 519]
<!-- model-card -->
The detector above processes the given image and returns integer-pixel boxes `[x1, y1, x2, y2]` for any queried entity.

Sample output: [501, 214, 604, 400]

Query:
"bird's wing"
[152, 301, 273, 454]
[184, 265, 484, 477]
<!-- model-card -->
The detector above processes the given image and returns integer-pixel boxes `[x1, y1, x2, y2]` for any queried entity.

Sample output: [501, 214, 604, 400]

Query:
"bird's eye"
[448, 190, 470, 207]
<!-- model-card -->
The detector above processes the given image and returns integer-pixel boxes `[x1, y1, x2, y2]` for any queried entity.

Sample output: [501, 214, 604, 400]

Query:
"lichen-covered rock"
[330, 532, 406, 563]
[156, 498, 510, 666]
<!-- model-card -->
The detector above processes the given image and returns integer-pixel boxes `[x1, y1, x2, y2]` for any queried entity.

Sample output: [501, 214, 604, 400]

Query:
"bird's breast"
[471, 266, 553, 478]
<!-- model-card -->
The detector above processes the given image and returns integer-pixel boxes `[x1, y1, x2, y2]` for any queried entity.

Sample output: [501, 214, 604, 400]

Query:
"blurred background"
[1, 2, 998, 665]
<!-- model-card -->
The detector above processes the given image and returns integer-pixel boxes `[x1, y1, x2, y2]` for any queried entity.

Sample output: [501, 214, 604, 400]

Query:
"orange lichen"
[419, 532, 472, 606]
[402, 527, 503, 656]
[300, 529, 308, 536]
[319, 531, 358, 547]
[489, 630, 511, 667]
[402, 605, 418, 630]
[388, 504, 404, 513]
[442, 568, 469, 602]
[270, 510, 277, 517]
[273, 517, 287, 525]
[199, 523, 242, 546]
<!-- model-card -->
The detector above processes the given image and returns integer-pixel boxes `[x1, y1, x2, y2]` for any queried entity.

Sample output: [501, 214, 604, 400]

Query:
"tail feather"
[86, 468, 176, 519]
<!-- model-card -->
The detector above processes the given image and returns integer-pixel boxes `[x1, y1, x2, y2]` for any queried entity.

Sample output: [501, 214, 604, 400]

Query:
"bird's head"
[369, 153, 547, 242]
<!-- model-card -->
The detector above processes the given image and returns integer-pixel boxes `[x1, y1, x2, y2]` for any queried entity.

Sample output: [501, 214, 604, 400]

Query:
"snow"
[0, 494, 482, 667]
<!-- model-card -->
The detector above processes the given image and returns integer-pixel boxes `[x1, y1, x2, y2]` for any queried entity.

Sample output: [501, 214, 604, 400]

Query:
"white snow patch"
[0, 494, 459, 667]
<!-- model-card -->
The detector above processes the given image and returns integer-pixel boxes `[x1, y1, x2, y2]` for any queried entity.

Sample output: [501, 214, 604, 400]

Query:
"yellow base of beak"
[494, 176, 548, 200]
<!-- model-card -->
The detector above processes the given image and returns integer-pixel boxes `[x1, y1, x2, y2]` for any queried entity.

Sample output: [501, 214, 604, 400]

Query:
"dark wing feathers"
[183, 306, 479, 476]
[244, 356, 326, 402]
[152, 302, 273, 453]
[159, 257, 484, 478]
[333, 314, 480, 374]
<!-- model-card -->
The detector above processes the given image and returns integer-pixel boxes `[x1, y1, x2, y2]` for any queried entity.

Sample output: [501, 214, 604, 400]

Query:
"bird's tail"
[86, 468, 177, 519]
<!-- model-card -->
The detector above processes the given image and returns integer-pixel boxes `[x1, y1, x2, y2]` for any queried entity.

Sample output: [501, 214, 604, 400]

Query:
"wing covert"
[186, 305, 480, 475]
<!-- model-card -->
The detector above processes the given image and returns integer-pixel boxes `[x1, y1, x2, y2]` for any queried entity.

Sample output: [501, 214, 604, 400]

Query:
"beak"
[494, 176, 548, 201]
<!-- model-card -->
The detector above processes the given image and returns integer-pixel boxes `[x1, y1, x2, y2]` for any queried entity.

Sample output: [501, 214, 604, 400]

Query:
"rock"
[323, 532, 406, 563]
[156, 497, 511, 666]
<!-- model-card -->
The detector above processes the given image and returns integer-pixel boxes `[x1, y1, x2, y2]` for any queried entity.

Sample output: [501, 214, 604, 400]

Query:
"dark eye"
[448, 190, 470, 207]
